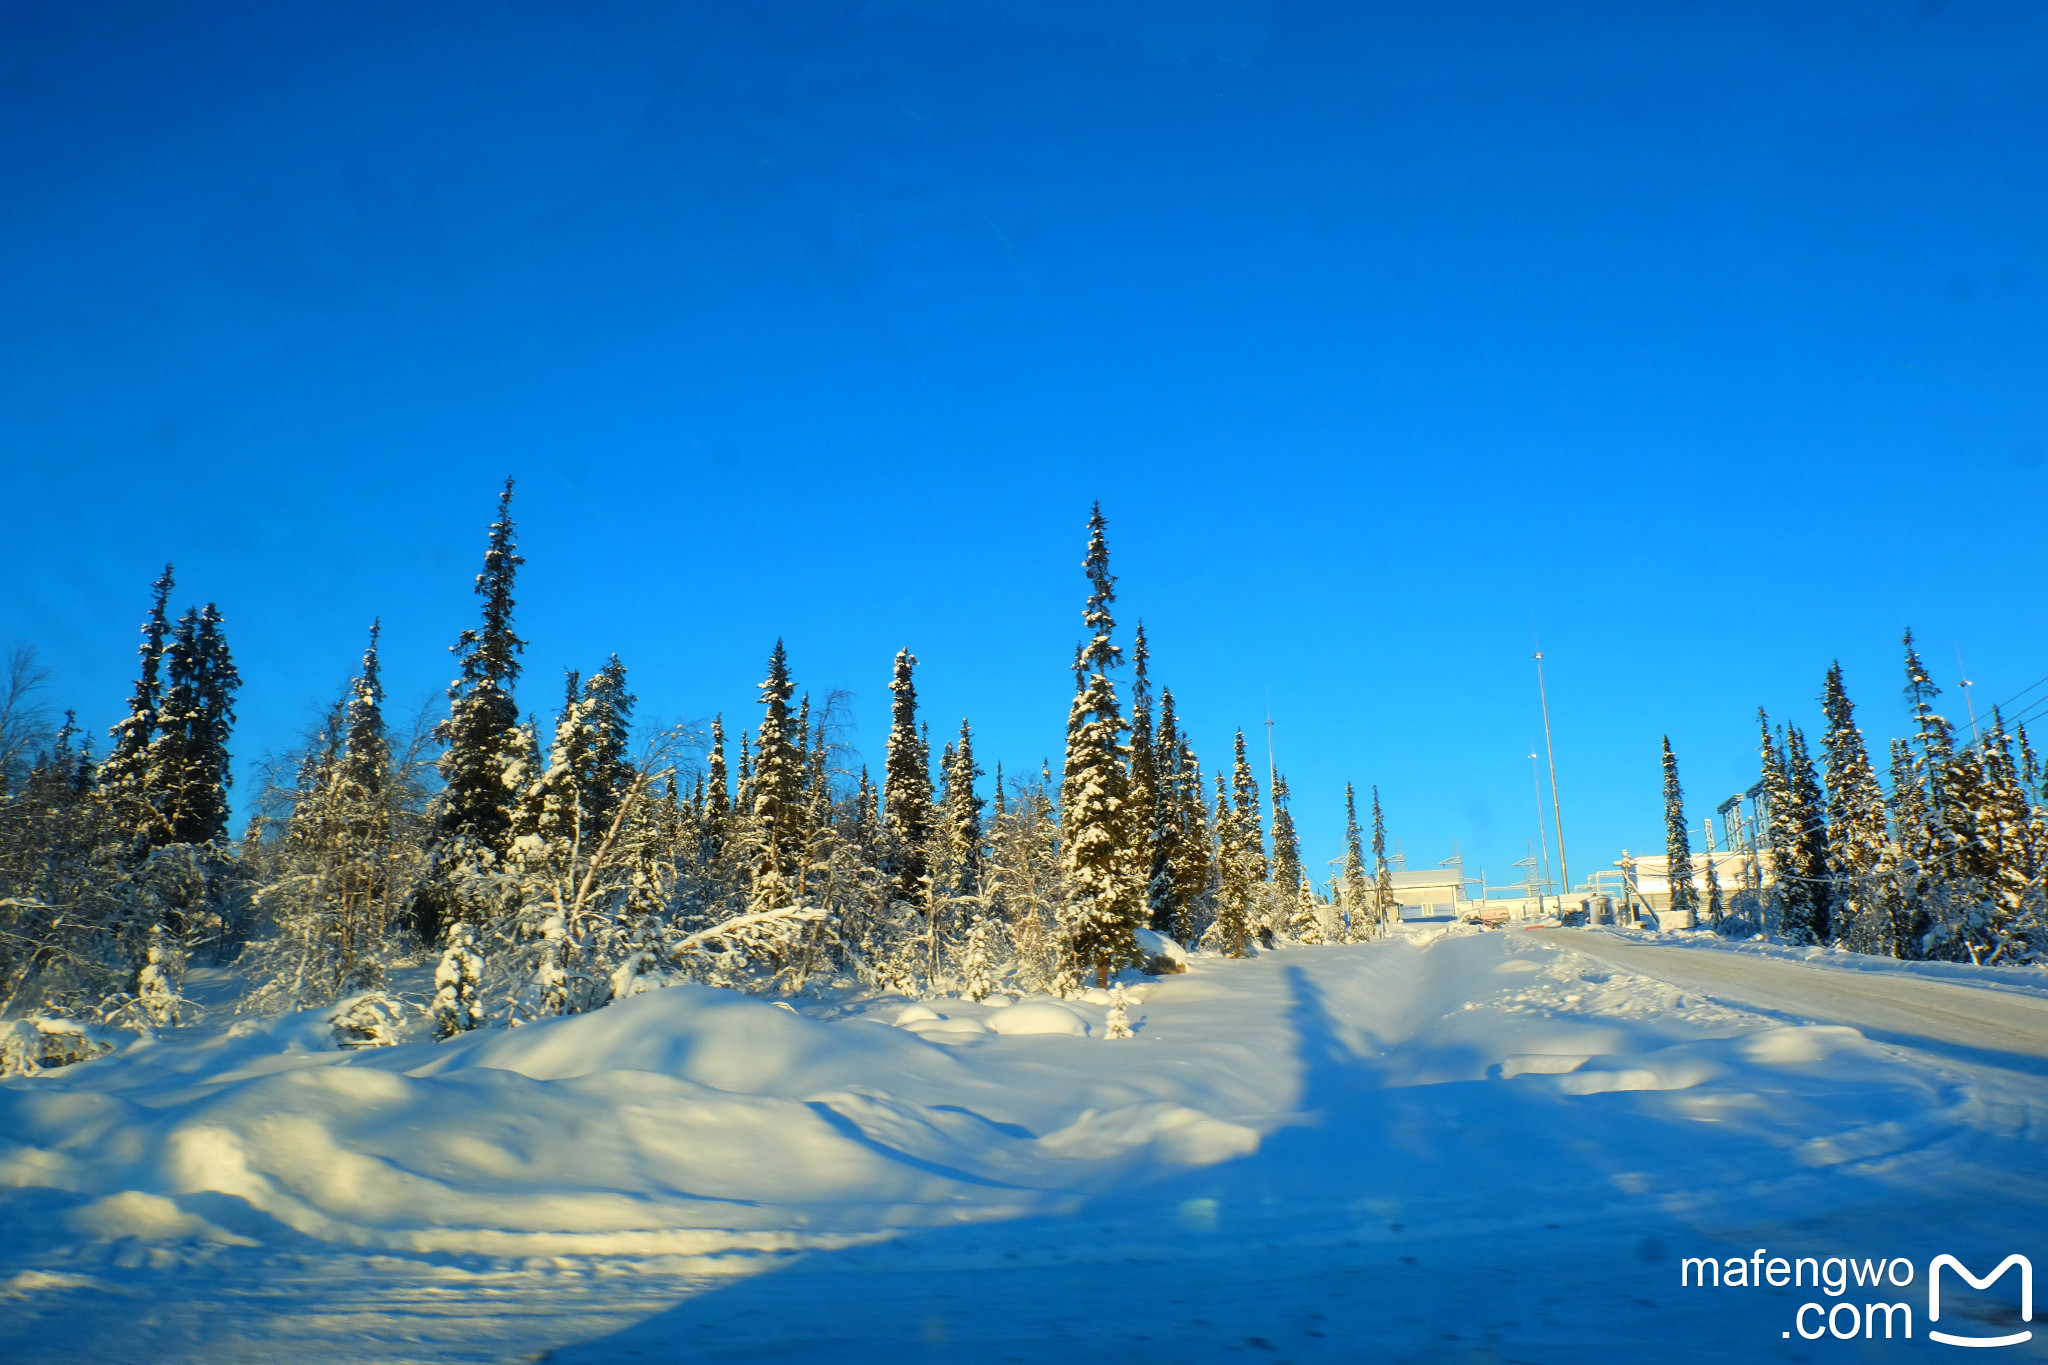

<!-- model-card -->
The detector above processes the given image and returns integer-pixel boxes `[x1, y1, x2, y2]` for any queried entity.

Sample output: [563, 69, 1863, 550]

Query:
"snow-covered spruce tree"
[1209, 769, 1256, 956]
[735, 730, 753, 817]
[851, 766, 883, 865]
[1819, 662, 1890, 950]
[1230, 730, 1267, 886]
[1145, 686, 1183, 934]
[1902, 629, 1957, 888]
[1342, 783, 1372, 941]
[1880, 736, 1931, 957]
[747, 641, 805, 913]
[1756, 712, 1793, 934]
[1291, 876, 1325, 944]
[1703, 855, 1724, 928]
[151, 602, 241, 848]
[1979, 710, 2042, 959]
[502, 707, 698, 1020]
[1057, 503, 1141, 990]
[526, 659, 639, 875]
[704, 714, 731, 846]
[917, 718, 986, 989]
[432, 920, 485, 1037]
[1758, 712, 1826, 944]
[324, 624, 397, 965]
[934, 718, 984, 900]
[1269, 770, 1303, 901]
[1127, 624, 1160, 924]
[414, 479, 527, 947]
[134, 923, 183, 1026]
[1167, 740, 1213, 944]
[583, 657, 635, 840]
[882, 649, 932, 907]
[1371, 786, 1396, 930]
[98, 564, 176, 845]
[1660, 737, 1698, 925]
[1784, 726, 1831, 942]
[119, 600, 247, 958]
[1933, 709, 2043, 963]
[1103, 981, 1134, 1039]
[339, 622, 392, 852]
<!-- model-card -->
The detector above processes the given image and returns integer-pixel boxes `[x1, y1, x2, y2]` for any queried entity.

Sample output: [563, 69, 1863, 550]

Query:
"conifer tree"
[1058, 503, 1140, 987]
[735, 730, 754, 817]
[935, 718, 984, 899]
[335, 622, 393, 932]
[1169, 742, 1212, 943]
[1291, 875, 1324, 943]
[339, 622, 390, 826]
[416, 479, 526, 943]
[100, 564, 176, 827]
[1819, 662, 1887, 942]
[1785, 725, 1830, 941]
[1703, 855, 1724, 928]
[1371, 786, 1395, 929]
[1882, 736, 1930, 956]
[1269, 771, 1302, 895]
[1211, 769, 1255, 956]
[882, 649, 932, 904]
[432, 921, 486, 1037]
[705, 714, 731, 840]
[1230, 730, 1266, 883]
[1660, 737, 1698, 924]
[1976, 709, 2038, 941]
[749, 641, 804, 908]
[1146, 686, 1183, 933]
[1759, 711, 1827, 943]
[1342, 783, 1372, 940]
[152, 602, 241, 846]
[530, 658, 638, 861]
[851, 766, 883, 864]
[583, 656, 635, 840]
[1127, 624, 1159, 920]
[1902, 629, 1956, 885]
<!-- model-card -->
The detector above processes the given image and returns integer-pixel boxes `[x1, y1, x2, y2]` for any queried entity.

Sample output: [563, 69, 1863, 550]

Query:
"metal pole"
[1529, 751, 1553, 915]
[1534, 649, 1571, 908]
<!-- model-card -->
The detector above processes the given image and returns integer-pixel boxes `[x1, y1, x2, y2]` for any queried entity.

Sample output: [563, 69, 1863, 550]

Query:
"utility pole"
[1534, 647, 1571, 906]
[1529, 751, 1553, 914]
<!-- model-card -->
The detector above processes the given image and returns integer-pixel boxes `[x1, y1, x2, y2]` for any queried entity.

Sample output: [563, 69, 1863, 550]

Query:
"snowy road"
[1528, 929, 2048, 1067]
[8, 930, 2048, 1362]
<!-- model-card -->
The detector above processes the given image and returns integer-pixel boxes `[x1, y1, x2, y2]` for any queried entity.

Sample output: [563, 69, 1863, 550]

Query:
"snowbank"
[5, 930, 2043, 1363]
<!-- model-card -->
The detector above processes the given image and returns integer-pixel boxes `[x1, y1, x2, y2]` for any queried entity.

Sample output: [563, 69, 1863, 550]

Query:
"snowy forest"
[0, 487, 1400, 1059]
[1661, 641, 2048, 967]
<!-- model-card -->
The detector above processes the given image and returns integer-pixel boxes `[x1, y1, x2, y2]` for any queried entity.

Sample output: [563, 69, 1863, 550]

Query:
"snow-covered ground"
[5, 927, 2046, 1362]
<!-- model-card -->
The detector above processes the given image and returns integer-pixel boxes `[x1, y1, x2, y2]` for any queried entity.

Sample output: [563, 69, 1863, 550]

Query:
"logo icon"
[1929, 1254, 2032, 1349]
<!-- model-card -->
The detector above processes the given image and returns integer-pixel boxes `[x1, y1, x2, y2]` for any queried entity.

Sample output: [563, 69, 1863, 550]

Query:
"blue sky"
[3, 1, 2046, 891]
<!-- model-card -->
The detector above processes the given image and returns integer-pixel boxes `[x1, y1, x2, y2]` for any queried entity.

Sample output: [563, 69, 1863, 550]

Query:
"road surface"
[1529, 929, 2048, 1066]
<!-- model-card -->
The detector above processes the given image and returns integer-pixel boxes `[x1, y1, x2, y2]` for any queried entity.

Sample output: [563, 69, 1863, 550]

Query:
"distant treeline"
[1661, 642, 2046, 964]
[0, 487, 1402, 1038]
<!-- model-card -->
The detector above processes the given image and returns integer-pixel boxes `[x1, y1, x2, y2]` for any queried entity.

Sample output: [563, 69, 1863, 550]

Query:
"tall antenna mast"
[1534, 644, 1571, 902]
[1529, 750, 1553, 912]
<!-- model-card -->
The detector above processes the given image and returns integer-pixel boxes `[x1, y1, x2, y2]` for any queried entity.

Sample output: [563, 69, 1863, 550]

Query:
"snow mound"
[985, 1001, 1088, 1036]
